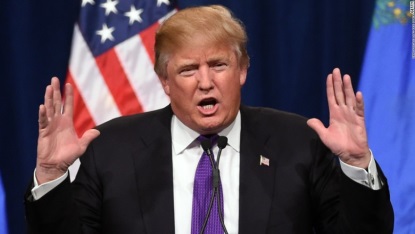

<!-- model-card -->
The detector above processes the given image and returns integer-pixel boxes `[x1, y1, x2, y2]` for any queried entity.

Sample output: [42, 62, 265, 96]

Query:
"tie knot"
[197, 134, 218, 146]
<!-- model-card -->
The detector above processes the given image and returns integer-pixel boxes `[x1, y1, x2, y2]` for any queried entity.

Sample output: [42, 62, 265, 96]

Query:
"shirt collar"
[171, 112, 241, 155]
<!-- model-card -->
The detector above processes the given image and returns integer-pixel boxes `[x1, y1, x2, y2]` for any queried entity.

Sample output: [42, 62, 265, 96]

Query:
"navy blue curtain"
[0, 0, 374, 233]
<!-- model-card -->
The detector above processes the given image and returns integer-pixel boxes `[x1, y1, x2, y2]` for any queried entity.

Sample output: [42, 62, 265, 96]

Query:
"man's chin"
[195, 118, 228, 134]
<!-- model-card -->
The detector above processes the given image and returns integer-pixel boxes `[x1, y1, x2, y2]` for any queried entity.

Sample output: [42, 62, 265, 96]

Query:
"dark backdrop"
[0, 0, 375, 233]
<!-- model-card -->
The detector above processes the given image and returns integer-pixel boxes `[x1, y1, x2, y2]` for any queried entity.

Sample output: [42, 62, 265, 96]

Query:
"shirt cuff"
[31, 169, 68, 200]
[339, 150, 382, 190]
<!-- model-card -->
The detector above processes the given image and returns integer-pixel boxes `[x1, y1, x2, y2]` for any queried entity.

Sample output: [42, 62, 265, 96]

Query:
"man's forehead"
[170, 46, 236, 64]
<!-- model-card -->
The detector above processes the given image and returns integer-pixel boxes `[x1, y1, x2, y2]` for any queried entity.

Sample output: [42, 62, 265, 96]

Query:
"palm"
[38, 114, 84, 170]
[319, 99, 368, 158]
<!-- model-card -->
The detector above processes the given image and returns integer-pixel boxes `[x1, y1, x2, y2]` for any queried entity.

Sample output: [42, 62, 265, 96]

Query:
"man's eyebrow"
[176, 63, 199, 70]
[207, 56, 229, 64]
[207, 58, 223, 64]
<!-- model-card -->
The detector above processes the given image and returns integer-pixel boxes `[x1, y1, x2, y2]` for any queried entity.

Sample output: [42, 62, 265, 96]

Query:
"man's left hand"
[307, 68, 371, 169]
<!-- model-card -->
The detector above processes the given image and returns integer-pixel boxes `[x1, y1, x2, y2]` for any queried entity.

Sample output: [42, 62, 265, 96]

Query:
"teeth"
[202, 104, 214, 109]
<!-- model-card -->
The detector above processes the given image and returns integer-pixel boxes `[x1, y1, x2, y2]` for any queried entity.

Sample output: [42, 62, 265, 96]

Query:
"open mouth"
[198, 98, 218, 110]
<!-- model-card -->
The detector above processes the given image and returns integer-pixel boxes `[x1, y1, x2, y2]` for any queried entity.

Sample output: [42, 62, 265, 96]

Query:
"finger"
[326, 74, 337, 107]
[38, 104, 48, 130]
[332, 68, 345, 105]
[307, 118, 327, 140]
[343, 74, 356, 108]
[79, 129, 101, 152]
[51, 77, 62, 116]
[63, 83, 74, 118]
[355, 91, 365, 117]
[44, 84, 55, 119]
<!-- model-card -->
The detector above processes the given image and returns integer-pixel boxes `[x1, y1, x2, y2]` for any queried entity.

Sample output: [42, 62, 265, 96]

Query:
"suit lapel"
[239, 106, 276, 234]
[131, 106, 176, 233]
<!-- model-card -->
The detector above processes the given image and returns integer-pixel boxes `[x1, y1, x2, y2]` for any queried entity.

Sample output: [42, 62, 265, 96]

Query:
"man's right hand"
[36, 77, 100, 185]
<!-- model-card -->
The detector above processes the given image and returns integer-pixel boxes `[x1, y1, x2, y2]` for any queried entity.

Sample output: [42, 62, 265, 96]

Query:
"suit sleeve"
[310, 139, 394, 234]
[24, 176, 83, 234]
[24, 143, 102, 234]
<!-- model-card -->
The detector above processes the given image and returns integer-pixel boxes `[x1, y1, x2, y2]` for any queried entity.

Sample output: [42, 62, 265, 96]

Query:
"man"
[25, 5, 393, 234]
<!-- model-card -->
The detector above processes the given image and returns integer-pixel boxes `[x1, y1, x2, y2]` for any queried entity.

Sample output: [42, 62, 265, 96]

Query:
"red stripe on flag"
[139, 22, 160, 64]
[95, 49, 144, 115]
[65, 71, 96, 137]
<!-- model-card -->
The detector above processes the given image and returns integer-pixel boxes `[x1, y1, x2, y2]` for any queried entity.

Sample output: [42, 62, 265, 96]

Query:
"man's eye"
[179, 68, 196, 76]
[212, 63, 227, 71]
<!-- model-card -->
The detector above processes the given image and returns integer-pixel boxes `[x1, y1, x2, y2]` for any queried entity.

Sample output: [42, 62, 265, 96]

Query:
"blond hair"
[154, 5, 249, 78]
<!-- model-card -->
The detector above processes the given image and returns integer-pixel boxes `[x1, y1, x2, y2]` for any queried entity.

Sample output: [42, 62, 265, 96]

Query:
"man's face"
[160, 41, 247, 135]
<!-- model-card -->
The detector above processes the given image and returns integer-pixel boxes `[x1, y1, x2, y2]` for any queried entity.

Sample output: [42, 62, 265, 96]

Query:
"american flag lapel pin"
[259, 155, 270, 166]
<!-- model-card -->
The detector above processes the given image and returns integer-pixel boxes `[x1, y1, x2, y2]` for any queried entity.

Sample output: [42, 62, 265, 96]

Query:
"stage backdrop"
[1, 0, 378, 233]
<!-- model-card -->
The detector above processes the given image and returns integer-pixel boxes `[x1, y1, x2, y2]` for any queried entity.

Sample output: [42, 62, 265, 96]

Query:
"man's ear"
[239, 67, 247, 86]
[159, 76, 170, 96]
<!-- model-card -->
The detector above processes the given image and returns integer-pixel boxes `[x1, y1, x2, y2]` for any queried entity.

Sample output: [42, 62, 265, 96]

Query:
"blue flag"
[0, 174, 7, 234]
[359, 0, 415, 233]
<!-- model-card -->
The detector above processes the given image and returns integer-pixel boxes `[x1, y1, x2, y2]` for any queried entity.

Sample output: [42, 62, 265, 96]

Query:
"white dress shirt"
[171, 113, 241, 234]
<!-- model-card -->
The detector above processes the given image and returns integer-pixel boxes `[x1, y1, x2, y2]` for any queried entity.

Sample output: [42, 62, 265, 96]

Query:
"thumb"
[307, 118, 326, 139]
[79, 129, 100, 151]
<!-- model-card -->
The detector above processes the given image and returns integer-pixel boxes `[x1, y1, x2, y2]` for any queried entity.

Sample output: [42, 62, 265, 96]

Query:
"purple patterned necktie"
[191, 135, 224, 234]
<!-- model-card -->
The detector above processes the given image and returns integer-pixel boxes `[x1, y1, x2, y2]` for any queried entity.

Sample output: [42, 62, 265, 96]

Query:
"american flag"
[259, 155, 269, 166]
[66, 0, 175, 179]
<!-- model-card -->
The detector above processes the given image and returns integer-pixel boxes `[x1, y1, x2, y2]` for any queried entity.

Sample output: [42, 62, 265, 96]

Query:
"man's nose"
[197, 67, 214, 91]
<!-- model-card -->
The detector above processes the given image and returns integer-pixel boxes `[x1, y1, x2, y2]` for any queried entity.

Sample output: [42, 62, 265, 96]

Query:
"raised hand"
[307, 68, 371, 168]
[36, 77, 100, 184]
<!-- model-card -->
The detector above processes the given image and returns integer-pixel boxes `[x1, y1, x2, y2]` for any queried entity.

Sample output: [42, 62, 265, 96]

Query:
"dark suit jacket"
[25, 105, 394, 234]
